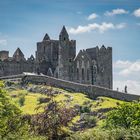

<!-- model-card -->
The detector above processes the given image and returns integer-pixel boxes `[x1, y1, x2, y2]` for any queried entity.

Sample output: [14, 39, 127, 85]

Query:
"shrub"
[105, 101, 140, 129]
[80, 106, 91, 113]
[30, 90, 77, 140]
[0, 81, 28, 139]
[37, 97, 51, 104]
[67, 127, 140, 140]
[4, 80, 15, 86]
[85, 115, 96, 124]
[80, 113, 96, 126]
[19, 95, 25, 106]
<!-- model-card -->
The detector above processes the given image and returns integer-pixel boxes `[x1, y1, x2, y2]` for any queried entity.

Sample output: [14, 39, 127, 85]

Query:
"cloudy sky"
[0, 0, 140, 94]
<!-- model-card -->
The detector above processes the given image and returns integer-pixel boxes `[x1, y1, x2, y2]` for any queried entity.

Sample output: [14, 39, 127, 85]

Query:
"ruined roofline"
[43, 33, 50, 41]
[39, 26, 75, 43]
[37, 39, 76, 46]
[0, 50, 9, 53]
[74, 49, 92, 61]
[86, 45, 112, 52]
[0, 48, 34, 61]
[59, 25, 69, 36]
[37, 39, 59, 43]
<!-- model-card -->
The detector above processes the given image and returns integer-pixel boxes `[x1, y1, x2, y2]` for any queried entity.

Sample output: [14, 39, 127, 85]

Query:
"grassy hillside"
[5, 82, 125, 130]
[7, 84, 124, 114]
[2, 80, 140, 140]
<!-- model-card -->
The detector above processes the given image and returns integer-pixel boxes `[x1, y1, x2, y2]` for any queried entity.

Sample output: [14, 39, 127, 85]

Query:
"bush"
[0, 81, 28, 139]
[4, 80, 15, 86]
[19, 95, 25, 106]
[105, 101, 140, 129]
[67, 127, 140, 140]
[30, 91, 77, 140]
[80, 113, 96, 126]
[85, 115, 96, 124]
[80, 106, 91, 113]
[37, 97, 51, 104]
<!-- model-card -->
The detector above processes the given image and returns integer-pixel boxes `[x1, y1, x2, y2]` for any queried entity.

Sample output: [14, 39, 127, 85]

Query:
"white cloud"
[136, 23, 140, 26]
[87, 13, 98, 20]
[133, 8, 140, 17]
[114, 80, 140, 95]
[0, 39, 7, 46]
[113, 60, 140, 95]
[114, 60, 132, 69]
[68, 22, 126, 34]
[116, 23, 126, 29]
[114, 60, 140, 77]
[105, 8, 129, 16]
[119, 60, 140, 76]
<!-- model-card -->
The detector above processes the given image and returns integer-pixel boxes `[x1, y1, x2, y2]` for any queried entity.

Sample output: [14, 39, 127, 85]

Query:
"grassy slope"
[5, 83, 126, 136]
[8, 85, 124, 115]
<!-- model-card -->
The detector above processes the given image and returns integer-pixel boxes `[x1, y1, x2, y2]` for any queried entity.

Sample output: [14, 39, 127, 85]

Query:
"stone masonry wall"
[0, 74, 139, 101]
[21, 74, 140, 102]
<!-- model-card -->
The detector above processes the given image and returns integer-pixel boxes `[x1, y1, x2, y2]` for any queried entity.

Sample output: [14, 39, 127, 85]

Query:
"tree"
[105, 101, 140, 129]
[0, 81, 28, 139]
[30, 88, 77, 140]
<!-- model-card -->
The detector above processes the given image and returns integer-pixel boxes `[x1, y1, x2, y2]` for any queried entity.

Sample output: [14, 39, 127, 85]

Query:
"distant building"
[0, 26, 112, 89]
[0, 50, 9, 61]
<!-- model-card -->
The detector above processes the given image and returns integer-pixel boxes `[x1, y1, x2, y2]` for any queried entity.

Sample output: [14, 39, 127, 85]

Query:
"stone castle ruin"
[0, 26, 112, 89]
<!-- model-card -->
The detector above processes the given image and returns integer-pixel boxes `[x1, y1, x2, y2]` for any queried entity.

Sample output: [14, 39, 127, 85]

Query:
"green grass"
[93, 97, 125, 110]
[4, 83, 127, 135]
[7, 85, 125, 115]
[20, 93, 45, 114]
[9, 89, 47, 114]
[55, 92, 92, 106]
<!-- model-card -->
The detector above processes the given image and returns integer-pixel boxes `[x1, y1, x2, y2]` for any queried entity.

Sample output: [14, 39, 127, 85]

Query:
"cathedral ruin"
[0, 26, 112, 89]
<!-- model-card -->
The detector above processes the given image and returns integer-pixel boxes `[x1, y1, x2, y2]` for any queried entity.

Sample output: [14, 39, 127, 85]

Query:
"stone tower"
[58, 26, 76, 80]
[96, 46, 112, 89]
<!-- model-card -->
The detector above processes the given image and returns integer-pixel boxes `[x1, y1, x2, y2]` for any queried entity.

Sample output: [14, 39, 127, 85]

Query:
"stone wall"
[1, 74, 139, 101]
[0, 61, 36, 77]
[21, 74, 140, 102]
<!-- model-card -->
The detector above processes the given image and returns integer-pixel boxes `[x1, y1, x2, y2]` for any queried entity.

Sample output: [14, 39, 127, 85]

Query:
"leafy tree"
[30, 88, 77, 140]
[105, 101, 140, 128]
[0, 81, 28, 139]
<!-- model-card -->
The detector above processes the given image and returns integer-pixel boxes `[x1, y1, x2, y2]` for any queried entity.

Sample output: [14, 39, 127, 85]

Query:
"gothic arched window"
[77, 61, 79, 68]
[87, 61, 90, 68]
[82, 60, 84, 68]
[91, 65, 97, 85]
[93, 65, 97, 74]
[87, 68, 90, 80]
[76, 68, 79, 80]
[82, 68, 85, 80]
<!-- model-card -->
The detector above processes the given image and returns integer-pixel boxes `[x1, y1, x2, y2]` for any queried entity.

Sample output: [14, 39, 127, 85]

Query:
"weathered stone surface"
[0, 26, 112, 89]
[19, 74, 140, 101]
[0, 74, 139, 101]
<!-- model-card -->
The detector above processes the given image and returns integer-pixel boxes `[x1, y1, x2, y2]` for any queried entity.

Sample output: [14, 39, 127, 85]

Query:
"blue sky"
[0, 0, 140, 94]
